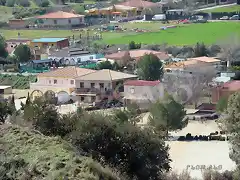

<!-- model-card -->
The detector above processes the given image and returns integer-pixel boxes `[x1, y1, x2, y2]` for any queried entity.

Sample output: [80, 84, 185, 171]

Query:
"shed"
[0, 86, 12, 94]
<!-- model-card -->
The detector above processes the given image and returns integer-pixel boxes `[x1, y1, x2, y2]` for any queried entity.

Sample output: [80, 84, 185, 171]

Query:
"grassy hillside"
[0, 124, 124, 180]
[0, 74, 37, 89]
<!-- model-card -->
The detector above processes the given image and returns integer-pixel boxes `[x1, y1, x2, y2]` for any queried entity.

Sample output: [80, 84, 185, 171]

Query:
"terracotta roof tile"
[37, 66, 95, 78]
[165, 59, 207, 69]
[124, 80, 160, 86]
[118, 0, 158, 8]
[75, 69, 137, 81]
[37, 11, 84, 19]
[188, 56, 220, 63]
[105, 50, 169, 61]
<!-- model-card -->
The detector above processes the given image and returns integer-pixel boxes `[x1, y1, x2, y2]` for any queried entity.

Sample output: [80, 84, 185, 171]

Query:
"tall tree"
[221, 92, 240, 167]
[149, 94, 187, 137]
[97, 61, 113, 70]
[137, 53, 163, 81]
[219, 35, 240, 69]
[194, 42, 209, 57]
[14, 44, 32, 63]
[68, 112, 170, 180]
[0, 35, 8, 58]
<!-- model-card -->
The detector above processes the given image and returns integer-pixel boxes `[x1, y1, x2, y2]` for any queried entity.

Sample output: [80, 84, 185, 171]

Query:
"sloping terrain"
[0, 124, 124, 180]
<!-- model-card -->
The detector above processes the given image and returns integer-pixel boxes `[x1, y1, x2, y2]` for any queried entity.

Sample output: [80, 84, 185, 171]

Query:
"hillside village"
[1, 0, 240, 179]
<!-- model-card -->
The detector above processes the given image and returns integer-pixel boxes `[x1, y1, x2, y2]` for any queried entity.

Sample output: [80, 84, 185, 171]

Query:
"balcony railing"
[75, 88, 113, 95]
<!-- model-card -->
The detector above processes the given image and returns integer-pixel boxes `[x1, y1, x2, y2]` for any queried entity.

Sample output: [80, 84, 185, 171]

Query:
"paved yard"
[168, 141, 235, 179]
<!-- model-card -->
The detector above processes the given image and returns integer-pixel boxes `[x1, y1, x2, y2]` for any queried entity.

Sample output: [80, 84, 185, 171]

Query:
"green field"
[0, 22, 164, 40]
[203, 4, 240, 13]
[102, 22, 240, 45]
[1, 22, 240, 46]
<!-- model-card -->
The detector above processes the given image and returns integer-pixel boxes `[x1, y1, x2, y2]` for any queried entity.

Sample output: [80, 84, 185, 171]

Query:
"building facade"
[30, 67, 95, 103]
[36, 11, 85, 27]
[124, 80, 164, 109]
[74, 69, 137, 103]
[212, 80, 240, 103]
[30, 38, 69, 50]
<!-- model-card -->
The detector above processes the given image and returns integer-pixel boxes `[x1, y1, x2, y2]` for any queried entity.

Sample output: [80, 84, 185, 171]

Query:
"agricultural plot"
[0, 74, 37, 89]
[103, 22, 240, 45]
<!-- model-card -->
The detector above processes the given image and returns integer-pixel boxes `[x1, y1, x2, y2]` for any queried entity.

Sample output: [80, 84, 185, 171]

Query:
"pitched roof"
[75, 69, 137, 81]
[105, 50, 169, 61]
[32, 38, 67, 43]
[49, 47, 90, 57]
[165, 59, 208, 69]
[37, 11, 84, 19]
[188, 56, 220, 63]
[124, 80, 160, 86]
[6, 38, 30, 43]
[37, 66, 96, 78]
[118, 0, 157, 8]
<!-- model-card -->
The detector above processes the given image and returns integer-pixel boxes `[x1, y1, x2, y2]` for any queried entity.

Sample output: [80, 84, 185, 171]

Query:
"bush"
[6, 0, 15, 6]
[178, 136, 185, 141]
[35, 0, 49, 7]
[185, 133, 193, 141]
[209, 135, 220, 141]
[202, 135, 209, 141]
[18, 0, 30, 7]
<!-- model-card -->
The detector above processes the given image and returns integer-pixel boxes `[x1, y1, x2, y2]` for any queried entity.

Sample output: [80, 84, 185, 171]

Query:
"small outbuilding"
[0, 86, 12, 95]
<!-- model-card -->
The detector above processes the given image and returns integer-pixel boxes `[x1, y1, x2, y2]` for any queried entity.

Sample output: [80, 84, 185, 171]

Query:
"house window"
[79, 18, 82, 23]
[54, 79, 57, 84]
[80, 96, 85, 101]
[68, 19, 71, 24]
[70, 80, 74, 84]
[52, 44, 54, 46]
[99, 83, 104, 88]
[80, 82, 84, 88]
[49, 80, 51, 84]
[91, 83, 95, 88]
[54, 20, 57, 24]
[90, 56, 93, 60]
[130, 88, 135, 94]
[91, 96, 96, 102]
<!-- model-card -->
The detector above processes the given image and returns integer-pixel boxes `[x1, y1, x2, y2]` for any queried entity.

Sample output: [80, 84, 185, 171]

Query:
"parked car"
[220, 16, 229, 20]
[152, 14, 166, 21]
[229, 15, 239, 20]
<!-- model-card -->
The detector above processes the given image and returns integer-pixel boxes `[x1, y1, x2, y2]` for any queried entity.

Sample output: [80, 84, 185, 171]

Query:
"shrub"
[209, 135, 220, 141]
[18, 0, 30, 7]
[6, 0, 15, 7]
[194, 135, 199, 140]
[202, 135, 209, 141]
[35, 0, 49, 7]
[219, 136, 226, 141]
[178, 136, 185, 141]
[185, 133, 193, 141]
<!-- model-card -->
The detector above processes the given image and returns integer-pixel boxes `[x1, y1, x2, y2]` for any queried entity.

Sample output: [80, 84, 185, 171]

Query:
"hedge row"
[177, 133, 229, 141]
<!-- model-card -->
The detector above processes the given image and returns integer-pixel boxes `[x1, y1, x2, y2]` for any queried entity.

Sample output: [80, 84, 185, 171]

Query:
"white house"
[36, 11, 85, 27]
[48, 48, 99, 65]
[30, 66, 95, 103]
[124, 80, 164, 109]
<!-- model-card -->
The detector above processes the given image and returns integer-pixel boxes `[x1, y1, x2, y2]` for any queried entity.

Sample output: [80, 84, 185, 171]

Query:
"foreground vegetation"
[0, 74, 37, 89]
[0, 124, 124, 180]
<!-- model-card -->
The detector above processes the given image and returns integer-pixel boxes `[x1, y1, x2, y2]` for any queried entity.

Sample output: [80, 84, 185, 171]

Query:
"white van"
[152, 14, 166, 21]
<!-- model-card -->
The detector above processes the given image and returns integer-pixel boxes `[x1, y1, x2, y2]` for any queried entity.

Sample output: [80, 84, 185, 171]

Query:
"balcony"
[75, 88, 113, 96]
